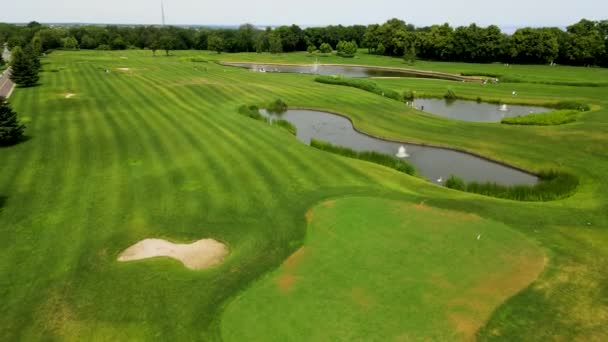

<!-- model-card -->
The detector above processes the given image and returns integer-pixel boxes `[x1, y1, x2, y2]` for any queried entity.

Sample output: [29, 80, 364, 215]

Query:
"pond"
[412, 98, 552, 123]
[223, 62, 469, 81]
[260, 109, 538, 186]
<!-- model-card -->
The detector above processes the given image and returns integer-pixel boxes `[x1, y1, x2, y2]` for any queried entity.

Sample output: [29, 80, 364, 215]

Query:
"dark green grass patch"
[311, 139, 416, 176]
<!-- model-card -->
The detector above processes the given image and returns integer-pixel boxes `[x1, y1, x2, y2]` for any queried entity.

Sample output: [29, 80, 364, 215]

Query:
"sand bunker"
[118, 238, 228, 270]
[117, 67, 131, 71]
[64, 93, 76, 99]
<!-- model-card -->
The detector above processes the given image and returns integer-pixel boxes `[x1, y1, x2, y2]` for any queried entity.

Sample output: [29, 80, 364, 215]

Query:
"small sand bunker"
[117, 67, 131, 71]
[118, 238, 228, 270]
[64, 93, 76, 99]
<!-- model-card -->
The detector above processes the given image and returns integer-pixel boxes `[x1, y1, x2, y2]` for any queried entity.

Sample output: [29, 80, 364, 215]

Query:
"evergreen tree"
[9, 46, 39, 87]
[0, 96, 25, 146]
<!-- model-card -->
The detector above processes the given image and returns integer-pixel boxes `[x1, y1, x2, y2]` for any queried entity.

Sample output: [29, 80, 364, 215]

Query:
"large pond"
[223, 62, 467, 81]
[412, 98, 552, 123]
[261, 109, 538, 186]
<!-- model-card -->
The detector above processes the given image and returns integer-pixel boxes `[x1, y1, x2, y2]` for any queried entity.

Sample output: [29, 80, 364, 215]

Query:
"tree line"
[1, 18, 607, 66]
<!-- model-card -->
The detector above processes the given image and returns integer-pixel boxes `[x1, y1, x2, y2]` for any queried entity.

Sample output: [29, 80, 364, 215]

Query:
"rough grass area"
[311, 139, 416, 176]
[446, 170, 579, 201]
[501, 110, 580, 125]
[315, 75, 403, 101]
[221, 197, 545, 341]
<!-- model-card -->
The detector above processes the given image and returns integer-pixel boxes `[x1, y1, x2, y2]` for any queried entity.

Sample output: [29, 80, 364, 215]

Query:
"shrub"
[319, 43, 332, 54]
[237, 105, 268, 122]
[267, 99, 288, 114]
[403, 89, 415, 101]
[337, 40, 358, 58]
[501, 110, 580, 125]
[554, 101, 590, 111]
[307, 45, 317, 54]
[273, 119, 297, 135]
[315, 76, 402, 101]
[311, 139, 416, 176]
[96, 44, 111, 51]
[444, 88, 457, 100]
[445, 169, 578, 201]
[376, 43, 386, 55]
[445, 175, 466, 190]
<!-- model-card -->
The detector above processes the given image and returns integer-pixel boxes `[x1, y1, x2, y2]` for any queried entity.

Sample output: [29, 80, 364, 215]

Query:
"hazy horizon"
[1, 0, 605, 28]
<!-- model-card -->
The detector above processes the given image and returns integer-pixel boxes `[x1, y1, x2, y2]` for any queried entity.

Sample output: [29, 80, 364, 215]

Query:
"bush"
[315, 76, 402, 101]
[237, 105, 268, 122]
[445, 169, 578, 201]
[307, 45, 317, 54]
[554, 101, 590, 111]
[403, 89, 415, 101]
[337, 40, 358, 58]
[311, 139, 416, 176]
[501, 110, 580, 125]
[376, 43, 386, 55]
[267, 99, 288, 114]
[273, 119, 297, 135]
[444, 88, 457, 100]
[445, 175, 466, 190]
[319, 43, 332, 54]
[96, 44, 111, 51]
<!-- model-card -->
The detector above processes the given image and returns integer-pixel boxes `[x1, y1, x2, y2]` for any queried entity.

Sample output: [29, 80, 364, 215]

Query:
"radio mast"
[161, 1, 166, 26]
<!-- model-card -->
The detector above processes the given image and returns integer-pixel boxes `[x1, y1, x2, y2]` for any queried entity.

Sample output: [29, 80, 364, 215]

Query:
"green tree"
[61, 36, 79, 50]
[110, 36, 127, 50]
[403, 45, 416, 65]
[158, 35, 175, 56]
[0, 96, 25, 146]
[268, 34, 283, 54]
[319, 42, 332, 53]
[307, 45, 317, 53]
[208, 34, 224, 54]
[9, 46, 39, 87]
[337, 40, 357, 57]
[376, 43, 386, 55]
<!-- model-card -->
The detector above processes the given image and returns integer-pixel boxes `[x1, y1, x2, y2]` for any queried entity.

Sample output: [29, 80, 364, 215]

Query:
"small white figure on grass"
[436, 177, 443, 183]
[477, 234, 482, 240]
[512, 91, 517, 96]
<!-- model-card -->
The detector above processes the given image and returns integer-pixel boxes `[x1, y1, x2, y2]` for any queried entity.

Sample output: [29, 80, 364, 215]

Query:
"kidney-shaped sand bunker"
[118, 238, 228, 270]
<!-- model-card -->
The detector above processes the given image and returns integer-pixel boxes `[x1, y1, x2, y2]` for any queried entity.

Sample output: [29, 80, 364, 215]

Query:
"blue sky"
[1, 0, 605, 27]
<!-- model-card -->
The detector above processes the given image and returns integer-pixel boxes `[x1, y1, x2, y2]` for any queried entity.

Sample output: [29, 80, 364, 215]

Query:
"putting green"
[221, 197, 545, 341]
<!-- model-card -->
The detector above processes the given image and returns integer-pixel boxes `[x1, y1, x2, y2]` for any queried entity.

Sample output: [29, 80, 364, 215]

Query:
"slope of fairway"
[221, 197, 545, 341]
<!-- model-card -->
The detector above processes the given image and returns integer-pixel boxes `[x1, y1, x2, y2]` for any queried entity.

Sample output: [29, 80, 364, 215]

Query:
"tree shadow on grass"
[0, 196, 6, 212]
[0, 135, 32, 147]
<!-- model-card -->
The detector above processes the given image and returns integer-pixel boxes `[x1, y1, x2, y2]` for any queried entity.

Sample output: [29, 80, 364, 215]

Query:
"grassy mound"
[221, 197, 544, 341]
[501, 110, 580, 125]
[315, 75, 403, 101]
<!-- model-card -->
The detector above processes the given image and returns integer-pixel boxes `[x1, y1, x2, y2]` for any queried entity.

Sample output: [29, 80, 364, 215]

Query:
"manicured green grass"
[221, 197, 544, 341]
[314, 75, 403, 101]
[0, 49, 607, 340]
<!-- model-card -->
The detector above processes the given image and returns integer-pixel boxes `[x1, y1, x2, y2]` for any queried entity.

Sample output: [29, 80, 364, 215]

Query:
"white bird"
[436, 177, 443, 183]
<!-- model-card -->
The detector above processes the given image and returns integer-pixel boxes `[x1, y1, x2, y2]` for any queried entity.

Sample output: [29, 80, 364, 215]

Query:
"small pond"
[224, 62, 466, 81]
[261, 109, 538, 186]
[412, 98, 552, 123]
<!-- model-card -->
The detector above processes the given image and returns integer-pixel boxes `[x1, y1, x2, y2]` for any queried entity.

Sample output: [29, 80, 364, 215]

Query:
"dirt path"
[0, 68, 15, 98]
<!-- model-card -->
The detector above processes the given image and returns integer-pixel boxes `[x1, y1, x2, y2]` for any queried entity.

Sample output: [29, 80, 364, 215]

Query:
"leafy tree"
[61, 36, 79, 50]
[158, 35, 175, 56]
[307, 45, 317, 53]
[0, 96, 25, 146]
[110, 36, 127, 50]
[268, 34, 283, 54]
[510, 28, 559, 64]
[9, 46, 39, 87]
[337, 40, 357, 57]
[208, 34, 224, 54]
[403, 46, 416, 65]
[80, 34, 98, 49]
[376, 43, 386, 55]
[319, 42, 332, 53]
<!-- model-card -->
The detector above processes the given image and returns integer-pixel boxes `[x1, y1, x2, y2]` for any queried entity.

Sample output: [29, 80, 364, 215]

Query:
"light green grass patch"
[221, 197, 545, 341]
